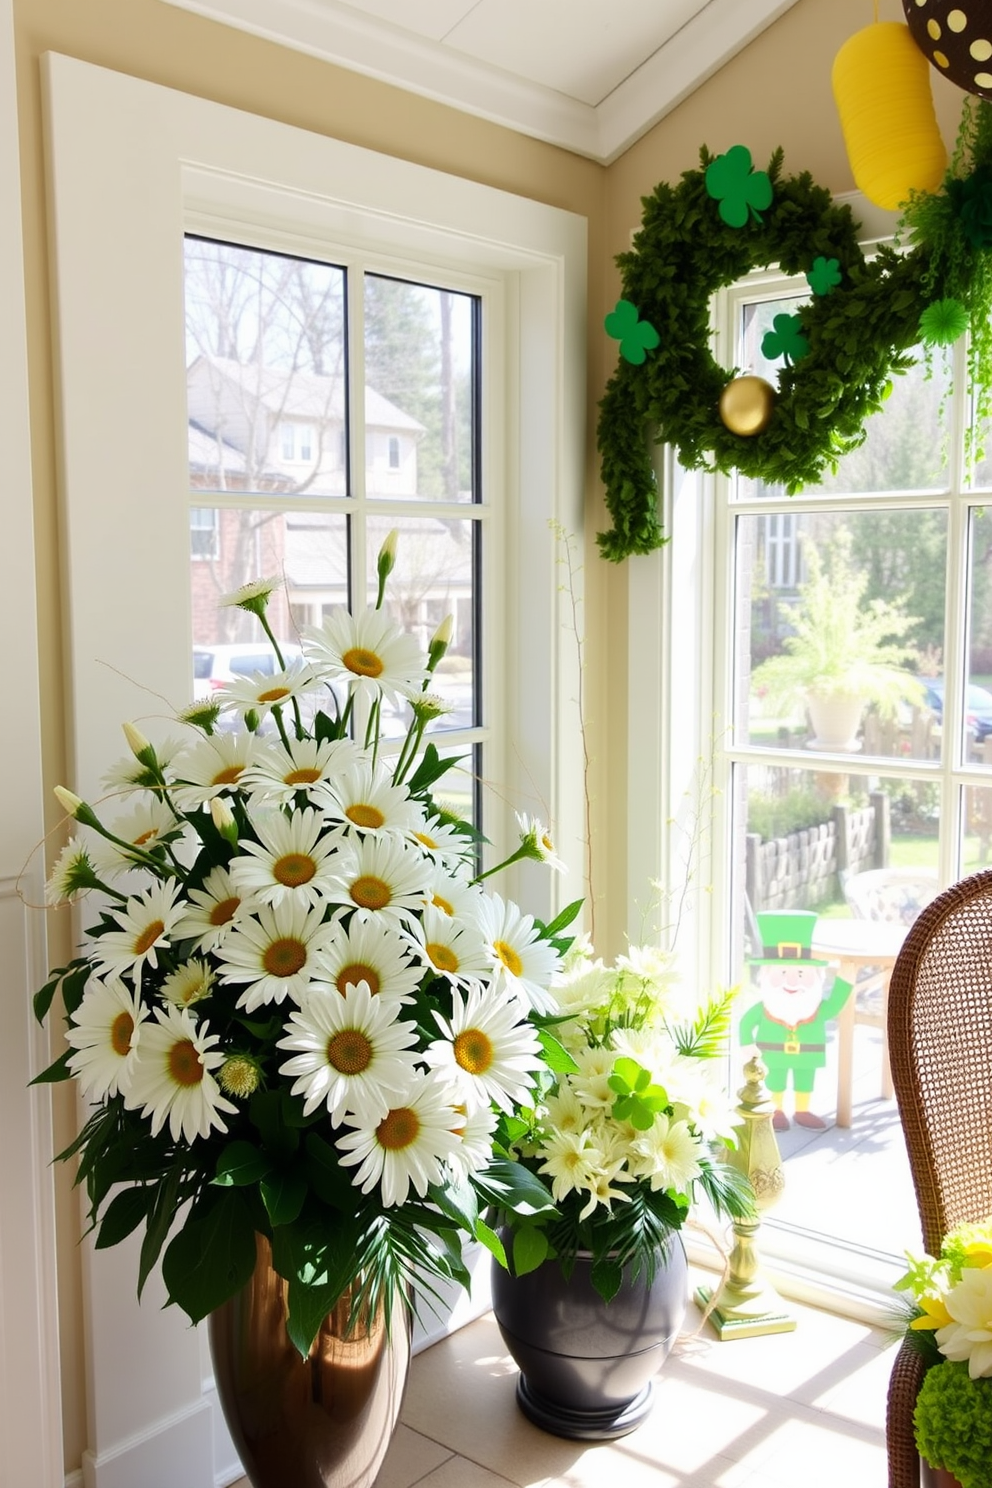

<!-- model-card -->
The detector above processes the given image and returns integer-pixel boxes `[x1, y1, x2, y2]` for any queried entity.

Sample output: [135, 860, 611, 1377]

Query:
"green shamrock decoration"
[704, 144, 773, 228]
[807, 256, 842, 296]
[761, 312, 810, 365]
[919, 297, 969, 346]
[604, 298, 660, 364]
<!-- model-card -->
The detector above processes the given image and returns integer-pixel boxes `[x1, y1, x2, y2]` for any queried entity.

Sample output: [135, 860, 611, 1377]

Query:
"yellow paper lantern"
[832, 21, 947, 210]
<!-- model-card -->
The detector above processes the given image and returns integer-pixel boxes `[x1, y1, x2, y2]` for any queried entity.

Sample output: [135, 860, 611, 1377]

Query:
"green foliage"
[746, 785, 834, 843]
[598, 103, 992, 561]
[914, 1361, 992, 1488]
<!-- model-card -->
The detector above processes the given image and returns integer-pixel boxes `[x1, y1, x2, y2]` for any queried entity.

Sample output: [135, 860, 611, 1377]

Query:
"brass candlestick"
[695, 1053, 796, 1339]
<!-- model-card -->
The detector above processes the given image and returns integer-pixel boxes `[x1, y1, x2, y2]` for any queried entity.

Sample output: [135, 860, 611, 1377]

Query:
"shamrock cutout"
[704, 145, 773, 229]
[807, 256, 842, 296]
[761, 312, 809, 366]
[604, 298, 660, 365]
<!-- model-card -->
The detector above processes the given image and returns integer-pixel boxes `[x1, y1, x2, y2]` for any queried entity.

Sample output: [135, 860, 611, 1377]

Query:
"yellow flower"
[910, 1294, 954, 1332]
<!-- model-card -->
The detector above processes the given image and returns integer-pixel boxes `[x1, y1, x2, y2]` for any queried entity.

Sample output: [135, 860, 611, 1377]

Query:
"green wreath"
[597, 103, 992, 562]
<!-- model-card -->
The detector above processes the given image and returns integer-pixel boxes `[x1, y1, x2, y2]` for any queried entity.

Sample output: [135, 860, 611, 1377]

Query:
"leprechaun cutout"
[739, 910, 852, 1132]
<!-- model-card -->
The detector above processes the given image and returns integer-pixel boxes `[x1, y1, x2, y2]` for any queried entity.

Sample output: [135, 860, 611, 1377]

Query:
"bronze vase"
[209, 1235, 411, 1488]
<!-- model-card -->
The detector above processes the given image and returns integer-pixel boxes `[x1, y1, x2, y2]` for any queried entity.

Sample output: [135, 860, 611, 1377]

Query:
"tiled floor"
[228, 1276, 895, 1488]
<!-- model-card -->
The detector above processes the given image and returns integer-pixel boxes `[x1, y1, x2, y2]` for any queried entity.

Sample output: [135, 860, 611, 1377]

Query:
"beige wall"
[11, 0, 969, 1471]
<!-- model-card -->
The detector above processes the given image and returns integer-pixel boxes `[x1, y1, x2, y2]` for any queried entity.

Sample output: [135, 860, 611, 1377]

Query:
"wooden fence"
[745, 790, 891, 913]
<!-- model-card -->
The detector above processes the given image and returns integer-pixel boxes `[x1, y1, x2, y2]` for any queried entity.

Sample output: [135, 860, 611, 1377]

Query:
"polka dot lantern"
[903, 1, 992, 97]
[832, 21, 948, 209]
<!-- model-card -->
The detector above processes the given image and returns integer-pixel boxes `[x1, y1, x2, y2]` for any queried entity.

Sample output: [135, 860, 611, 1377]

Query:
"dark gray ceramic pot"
[490, 1231, 688, 1440]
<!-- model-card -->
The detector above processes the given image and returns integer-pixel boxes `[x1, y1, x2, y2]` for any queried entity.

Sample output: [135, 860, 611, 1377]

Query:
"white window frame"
[44, 51, 586, 1487]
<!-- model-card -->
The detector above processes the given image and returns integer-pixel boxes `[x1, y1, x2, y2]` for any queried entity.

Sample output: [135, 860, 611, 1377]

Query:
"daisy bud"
[375, 529, 399, 608]
[177, 699, 221, 734]
[54, 786, 101, 830]
[427, 614, 453, 672]
[122, 722, 156, 767]
[218, 1056, 261, 1098]
[210, 795, 239, 844]
[244, 708, 260, 735]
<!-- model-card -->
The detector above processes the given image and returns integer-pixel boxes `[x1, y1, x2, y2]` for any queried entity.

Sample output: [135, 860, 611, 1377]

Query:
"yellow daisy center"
[350, 875, 391, 911]
[426, 942, 459, 973]
[211, 764, 245, 786]
[493, 939, 523, 977]
[263, 937, 307, 977]
[377, 1107, 420, 1151]
[415, 832, 438, 850]
[273, 852, 317, 887]
[110, 1011, 134, 1056]
[284, 767, 322, 785]
[453, 1028, 493, 1075]
[219, 1057, 259, 1097]
[168, 1038, 204, 1087]
[133, 828, 160, 846]
[209, 895, 241, 927]
[327, 1028, 373, 1074]
[335, 962, 381, 995]
[133, 919, 165, 956]
[432, 893, 454, 916]
[346, 802, 386, 829]
[342, 646, 384, 679]
[257, 685, 291, 704]
[542, 833, 555, 853]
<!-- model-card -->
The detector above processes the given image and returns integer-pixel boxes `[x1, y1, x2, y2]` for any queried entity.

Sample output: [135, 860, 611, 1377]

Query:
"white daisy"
[101, 734, 185, 797]
[215, 899, 338, 1010]
[90, 880, 185, 982]
[65, 976, 148, 1098]
[324, 835, 432, 928]
[277, 979, 420, 1123]
[665, 1056, 739, 1145]
[423, 981, 543, 1113]
[313, 917, 424, 1001]
[45, 836, 101, 905]
[404, 903, 490, 989]
[628, 1113, 703, 1194]
[160, 957, 215, 1008]
[336, 1070, 464, 1206]
[537, 1127, 604, 1205]
[239, 735, 361, 805]
[124, 1004, 237, 1142]
[408, 814, 474, 867]
[90, 798, 186, 879]
[475, 893, 561, 1014]
[422, 865, 486, 924]
[172, 865, 251, 952]
[230, 807, 341, 908]
[215, 659, 320, 722]
[220, 574, 281, 614]
[515, 812, 567, 873]
[321, 759, 425, 837]
[447, 1102, 498, 1177]
[171, 732, 260, 809]
[302, 607, 428, 709]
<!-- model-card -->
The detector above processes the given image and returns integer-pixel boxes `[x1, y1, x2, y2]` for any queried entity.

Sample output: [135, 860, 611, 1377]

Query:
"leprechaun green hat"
[751, 909, 829, 965]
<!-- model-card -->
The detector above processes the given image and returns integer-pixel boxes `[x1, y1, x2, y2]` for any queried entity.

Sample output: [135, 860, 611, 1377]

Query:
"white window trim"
[44, 51, 586, 1486]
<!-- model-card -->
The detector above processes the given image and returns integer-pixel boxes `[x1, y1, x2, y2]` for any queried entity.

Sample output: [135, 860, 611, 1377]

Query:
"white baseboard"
[81, 1399, 214, 1488]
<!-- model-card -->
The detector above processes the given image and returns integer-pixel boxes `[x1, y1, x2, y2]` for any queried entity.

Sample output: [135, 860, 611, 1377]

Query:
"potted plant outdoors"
[893, 1219, 992, 1488]
[34, 537, 578, 1488]
[751, 525, 925, 752]
[488, 939, 755, 1440]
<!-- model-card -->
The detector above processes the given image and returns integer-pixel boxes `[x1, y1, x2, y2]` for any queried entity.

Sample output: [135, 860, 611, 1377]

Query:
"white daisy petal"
[323, 835, 432, 929]
[230, 806, 341, 908]
[423, 980, 543, 1113]
[335, 1071, 464, 1206]
[475, 893, 561, 1013]
[90, 880, 186, 983]
[216, 899, 339, 1010]
[124, 1004, 237, 1142]
[302, 607, 428, 709]
[65, 976, 148, 1098]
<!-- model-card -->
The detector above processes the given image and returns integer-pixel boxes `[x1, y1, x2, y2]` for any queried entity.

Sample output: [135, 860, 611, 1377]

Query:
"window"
[388, 434, 400, 469]
[189, 505, 218, 560]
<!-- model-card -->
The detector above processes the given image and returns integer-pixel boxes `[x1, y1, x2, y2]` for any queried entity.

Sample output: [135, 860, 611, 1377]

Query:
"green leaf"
[590, 1255, 623, 1302]
[61, 960, 93, 1017]
[537, 1028, 579, 1074]
[34, 973, 63, 1025]
[473, 1217, 507, 1268]
[511, 1225, 550, 1277]
[261, 1169, 308, 1227]
[95, 1187, 153, 1249]
[407, 743, 464, 795]
[161, 1190, 257, 1324]
[29, 1050, 73, 1085]
[137, 1168, 183, 1298]
[214, 1140, 274, 1188]
[428, 1174, 479, 1234]
[540, 898, 584, 938]
[473, 1159, 556, 1218]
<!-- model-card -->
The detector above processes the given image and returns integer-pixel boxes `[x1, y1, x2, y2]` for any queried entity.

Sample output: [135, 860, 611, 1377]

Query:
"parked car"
[918, 677, 992, 742]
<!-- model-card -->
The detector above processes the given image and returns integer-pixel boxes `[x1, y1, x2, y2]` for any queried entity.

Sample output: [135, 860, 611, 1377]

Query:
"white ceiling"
[161, 0, 801, 162]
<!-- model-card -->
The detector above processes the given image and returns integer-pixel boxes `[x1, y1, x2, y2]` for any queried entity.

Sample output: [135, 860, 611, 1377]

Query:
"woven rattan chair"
[885, 868, 992, 1487]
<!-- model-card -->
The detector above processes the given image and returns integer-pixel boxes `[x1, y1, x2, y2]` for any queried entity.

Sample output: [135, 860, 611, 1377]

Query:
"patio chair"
[885, 868, 992, 1486]
[840, 868, 940, 1103]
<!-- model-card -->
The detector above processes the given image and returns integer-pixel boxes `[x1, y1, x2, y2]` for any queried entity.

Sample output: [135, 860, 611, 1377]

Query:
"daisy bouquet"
[496, 939, 754, 1302]
[36, 549, 577, 1354]
[894, 1219, 992, 1488]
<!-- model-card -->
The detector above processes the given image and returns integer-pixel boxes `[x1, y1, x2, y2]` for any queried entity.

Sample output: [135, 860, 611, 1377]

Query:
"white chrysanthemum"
[475, 894, 561, 1014]
[91, 880, 185, 982]
[216, 900, 339, 1011]
[124, 1004, 237, 1142]
[230, 807, 341, 908]
[277, 979, 420, 1123]
[89, 799, 186, 879]
[101, 734, 185, 797]
[423, 981, 544, 1113]
[313, 917, 423, 1002]
[302, 607, 428, 709]
[515, 812, 566, 873]
[542, 1085, 592, 1138]
[220, 575, 281, 611]
[629, 1113, 703, 1195]
[323, 835, 432, 928]
[614, 944, 695, 1020]
[665, 1056, 739, 1145]
[45, 836, 100, 905]
[551, 957, 615, 1016]
[936, 1268, 992, 1378]
[172, 865, 252, 952]
[448, 1102, 498, 1177]
[336, 1071, 464, 1207]
[575, 1153, 634, 1222]
[171, 732, 260, 809]
[537, 1128, 604, 1204]
[567, 1046, 618, 1109]
[65, 976, 148, 1098]
[215, 660, 320, 722]
[322, 759, 426, 837]
[404, 903, 490, 989]
[160, 957, 215, 1008]
[239, 735, 361, 805]
[408, 814, 473, 867]
[610, 1026, 667, 1075]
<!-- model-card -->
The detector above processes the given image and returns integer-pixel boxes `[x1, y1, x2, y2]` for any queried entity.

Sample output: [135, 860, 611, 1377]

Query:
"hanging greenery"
[597, 99, 992, 562]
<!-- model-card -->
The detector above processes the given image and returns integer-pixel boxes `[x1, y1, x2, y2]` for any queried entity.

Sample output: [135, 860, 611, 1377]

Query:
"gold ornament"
[719, 375, 776, 436]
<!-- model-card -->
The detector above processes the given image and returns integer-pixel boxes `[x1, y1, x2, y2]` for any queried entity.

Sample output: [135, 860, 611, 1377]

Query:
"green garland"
[597, 101, 992, 562]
